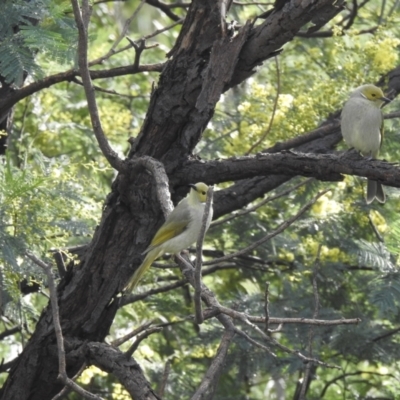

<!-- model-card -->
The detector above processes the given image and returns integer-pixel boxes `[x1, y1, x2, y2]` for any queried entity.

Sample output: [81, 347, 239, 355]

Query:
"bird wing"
[149, 219, 189, 248]
[144, 199, 192, 253]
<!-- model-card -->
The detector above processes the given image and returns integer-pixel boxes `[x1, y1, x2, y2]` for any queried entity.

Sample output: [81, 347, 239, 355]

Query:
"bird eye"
[202, 191, 206, 195]
[371, 93, 376, 97]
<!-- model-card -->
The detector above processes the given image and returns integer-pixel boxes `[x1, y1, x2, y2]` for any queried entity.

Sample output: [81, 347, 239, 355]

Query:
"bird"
[341, 84, 390, 204]
[126, 182, 213, 291]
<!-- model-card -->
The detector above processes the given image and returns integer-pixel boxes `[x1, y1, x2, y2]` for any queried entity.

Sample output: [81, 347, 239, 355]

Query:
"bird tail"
[125, 248, 160, 292]
[366, 179, 386, 204]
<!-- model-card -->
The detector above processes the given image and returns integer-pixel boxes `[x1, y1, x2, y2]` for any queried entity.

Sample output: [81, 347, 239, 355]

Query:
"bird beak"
[381, 96, 391, 103]
[188, 183, 197, 191]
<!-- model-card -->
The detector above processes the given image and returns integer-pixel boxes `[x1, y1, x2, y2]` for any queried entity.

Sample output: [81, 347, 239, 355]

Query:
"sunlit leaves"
[0, 152, 103, 286]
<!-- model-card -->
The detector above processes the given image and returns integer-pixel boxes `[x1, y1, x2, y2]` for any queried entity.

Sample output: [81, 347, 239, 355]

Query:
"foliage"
[0, 150, 104, 302]
[0, 0, 77, 85]
[2, 0, 400, 399]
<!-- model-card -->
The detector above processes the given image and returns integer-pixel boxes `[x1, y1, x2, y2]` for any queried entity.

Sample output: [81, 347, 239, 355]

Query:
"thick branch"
[0, 63, 163, 122]
[231, 0, 345, 85]
[172, 151, 400, 189]
[207, 64, 400, 219]
[86, 342, 161, 400]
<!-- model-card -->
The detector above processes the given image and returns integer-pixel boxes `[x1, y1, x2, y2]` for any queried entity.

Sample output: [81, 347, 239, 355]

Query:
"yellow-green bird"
[341, 84, 390, 204]
[126, 182, 213, 291]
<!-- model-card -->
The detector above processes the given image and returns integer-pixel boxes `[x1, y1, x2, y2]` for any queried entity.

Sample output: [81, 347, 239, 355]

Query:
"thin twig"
[52, 363, 88, 400]
[89, 18, 183, 66]
[109, 0, 146, 56]
[71, 76, 150, 99]
[372, 326, 400, 342]
[299, 245, 321, 400]
[25, 251, 104, 400]
[234, 327, 276, 357]
[125, 327, 163, 357]
[145, 0, 181, 21]
[121, 257, 281, 306]
[112, 320, 155, 347]
[368, 213, 384, 243]
[167, 2, 190, 8]
[265, 121, 341, 154]
[176, 254, 342, 369]
[214, 304, 360, 327]
[384, 110, 400, 120]
[157, 360, 171, 397]
[320, 370, 396, 398]
[206, 190, 330, 266]
[142, 18, 184, 41]
[194, 186, 214, 324]
[215, 304, 337, 368]
[121, 278, 188, 305]
[71, 0, 126, 172]
[246, 56, 280, 154]
[388, 0, 400, 17]
[378, 0, 386, 25]
[211, 178, 312, 227]
[190, 328, 235, 400]
[233, 1, 273, 4]
[174, 256, 239, 398]
[264, 281, 270, 333]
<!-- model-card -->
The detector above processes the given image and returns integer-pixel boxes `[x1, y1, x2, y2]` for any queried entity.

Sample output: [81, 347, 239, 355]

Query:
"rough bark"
[0, 1, 377, 399]
[172, 151, 400, 191]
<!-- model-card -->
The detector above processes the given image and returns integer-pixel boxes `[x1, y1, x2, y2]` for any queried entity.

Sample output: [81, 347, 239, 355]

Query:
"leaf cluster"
[0, 0, 77, 85]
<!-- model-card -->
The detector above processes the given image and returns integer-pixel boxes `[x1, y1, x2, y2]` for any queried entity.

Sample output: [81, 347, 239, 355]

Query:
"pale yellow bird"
[126, 182, 213, 291]
[341, 84, 390, 203]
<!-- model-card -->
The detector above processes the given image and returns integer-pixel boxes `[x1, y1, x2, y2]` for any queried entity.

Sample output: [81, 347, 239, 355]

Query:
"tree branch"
[71, 0, 126, 172]
[264, 282, 270, 333]
[125, 326, 163, 357]
[194, 186, 214, 324]
[112, 320, 155, 347]
[246, 56, 281, 154]
[231, 0, 345, 86]
[190, 328, 235, 400]
[86, 341, 161, 400]
[0, 326, 21, 341]
[299, 246, 321, 400]
[0, 62, 163, 122]
[146, 0, 181, 21]
[211, 178, 312, 227]
[205, 190, 330, 266]
[25, 251, 104, 400]
[174, 150, 400, 190]
[219, 307, 361, 326]
[108, 0, 146, 56]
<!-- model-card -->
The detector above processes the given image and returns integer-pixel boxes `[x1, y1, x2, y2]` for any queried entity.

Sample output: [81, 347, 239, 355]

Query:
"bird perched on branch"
[341, 84, 390, 204]
[126, 182, 213, 291]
